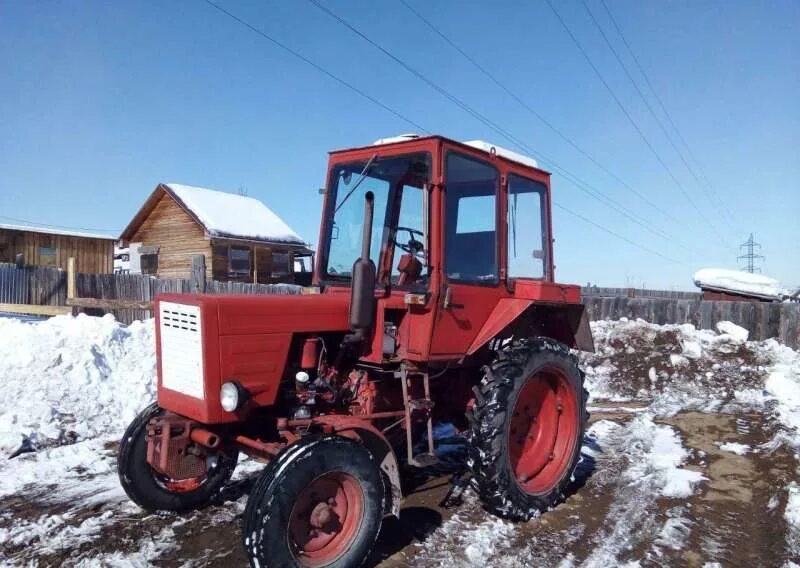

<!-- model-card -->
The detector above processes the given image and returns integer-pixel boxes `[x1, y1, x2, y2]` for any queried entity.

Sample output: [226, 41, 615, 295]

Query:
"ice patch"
[718, 442, 750, 455]
[626, 417, 705, 498]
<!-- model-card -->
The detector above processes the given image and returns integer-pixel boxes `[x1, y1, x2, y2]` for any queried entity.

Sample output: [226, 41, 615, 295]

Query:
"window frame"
[506, 173, 549, 282]
[443, 150, 501, 287]
[228, 245, 252, 276]
[319, 151, 432, 287]
[140, 252, 158, 275]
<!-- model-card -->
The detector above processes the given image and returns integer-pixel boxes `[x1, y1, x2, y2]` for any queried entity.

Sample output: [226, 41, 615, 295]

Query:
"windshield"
[324, 152, 430, 281]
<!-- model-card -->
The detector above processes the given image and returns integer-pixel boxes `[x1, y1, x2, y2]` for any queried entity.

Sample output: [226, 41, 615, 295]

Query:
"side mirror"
[532, 250, 545, 260]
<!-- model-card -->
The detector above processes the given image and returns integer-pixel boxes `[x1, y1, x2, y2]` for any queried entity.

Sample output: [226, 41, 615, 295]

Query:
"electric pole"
[737, 233, 764, 273]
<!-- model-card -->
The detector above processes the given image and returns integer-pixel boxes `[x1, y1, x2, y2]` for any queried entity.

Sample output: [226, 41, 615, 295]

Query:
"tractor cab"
[316, 135, 587, 364]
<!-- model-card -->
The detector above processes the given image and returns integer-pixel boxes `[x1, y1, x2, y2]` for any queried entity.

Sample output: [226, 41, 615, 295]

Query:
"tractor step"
[399, 366, 436, 469]
[409, 452, 438, 468]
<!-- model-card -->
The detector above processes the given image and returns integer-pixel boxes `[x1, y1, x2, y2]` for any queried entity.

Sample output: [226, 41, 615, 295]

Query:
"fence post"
[191, 255, 206, 293]
[67, 257, 76, 300]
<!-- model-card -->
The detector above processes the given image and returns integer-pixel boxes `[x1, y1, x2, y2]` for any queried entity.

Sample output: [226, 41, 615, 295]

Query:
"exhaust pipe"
[348, 191, 376, 340]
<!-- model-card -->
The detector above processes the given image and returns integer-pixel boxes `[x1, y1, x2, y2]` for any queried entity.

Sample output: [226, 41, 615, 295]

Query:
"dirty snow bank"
[0, 314, 156, 454]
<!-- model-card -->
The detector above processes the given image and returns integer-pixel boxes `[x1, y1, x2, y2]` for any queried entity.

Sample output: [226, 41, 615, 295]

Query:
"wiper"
[334, 153, 378, 214]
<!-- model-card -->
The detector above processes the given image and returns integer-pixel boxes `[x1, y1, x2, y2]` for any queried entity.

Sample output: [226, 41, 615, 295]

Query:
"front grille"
[159, 301, 205, 400]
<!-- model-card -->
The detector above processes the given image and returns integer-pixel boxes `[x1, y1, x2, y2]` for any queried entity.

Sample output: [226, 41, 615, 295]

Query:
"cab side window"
[444, 152, 498, 284]
[507, 174, 547, 279]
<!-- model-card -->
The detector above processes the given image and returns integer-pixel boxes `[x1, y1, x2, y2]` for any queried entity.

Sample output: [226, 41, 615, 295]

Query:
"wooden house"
[0, 223, 115, 273]
[119, 183, 312, 284]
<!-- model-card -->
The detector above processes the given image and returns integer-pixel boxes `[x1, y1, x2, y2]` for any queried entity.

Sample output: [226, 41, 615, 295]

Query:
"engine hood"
[157, 292, 351, 336]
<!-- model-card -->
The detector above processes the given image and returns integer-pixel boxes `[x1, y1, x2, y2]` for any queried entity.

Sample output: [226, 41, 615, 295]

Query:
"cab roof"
[328, 134, 550, 176]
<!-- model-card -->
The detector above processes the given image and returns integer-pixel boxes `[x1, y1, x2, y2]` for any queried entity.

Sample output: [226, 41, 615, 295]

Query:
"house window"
[140, 253, 158, 275]
[229, 246, 251, 276]
[39, 246, 57, 267]
[272, 252, 290, 278]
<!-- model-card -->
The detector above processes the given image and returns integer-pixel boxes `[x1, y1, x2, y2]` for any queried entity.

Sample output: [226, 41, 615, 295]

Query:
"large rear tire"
[117, 402, 238, 512]
[466, 337, 587, 521]
[243, 435, 384, 568]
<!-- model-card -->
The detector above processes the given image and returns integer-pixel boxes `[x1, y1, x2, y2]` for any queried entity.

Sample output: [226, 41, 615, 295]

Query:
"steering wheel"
[394, 226, 424, 255]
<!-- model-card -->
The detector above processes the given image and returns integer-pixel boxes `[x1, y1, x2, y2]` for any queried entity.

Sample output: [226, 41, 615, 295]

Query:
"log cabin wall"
[127, 193, 212, 279]
[211, 238, 284, 284]
[0, 228, 114, 273]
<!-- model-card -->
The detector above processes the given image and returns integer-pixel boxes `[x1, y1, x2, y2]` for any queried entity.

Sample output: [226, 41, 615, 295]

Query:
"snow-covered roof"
[693, 268, 782, 300]
[463, 140, 539, 169]
[0, 222, 116, 241]
[164, 184, 304, 245]
[370, 134, 539, 169]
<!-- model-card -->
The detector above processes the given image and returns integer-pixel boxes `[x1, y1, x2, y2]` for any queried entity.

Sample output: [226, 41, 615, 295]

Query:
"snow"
[166, 183, 304, 245]
[0, 222, 115, 241]
[2, 314, 800, 565]
[718, 442, 750, 455]
[463, 140, 539, 169]
[715, 321, 749, 342]
[693, 268, 782, 300]
[626, 417, 705, 498]
[373, 133, 421, 145]
[0, 314, 156, 454]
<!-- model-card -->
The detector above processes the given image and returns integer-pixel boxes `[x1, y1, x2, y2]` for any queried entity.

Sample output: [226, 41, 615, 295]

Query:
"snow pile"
[167, 183, 304, 244]
[693, 268, 782, 300]
[0, 314, 156, 454]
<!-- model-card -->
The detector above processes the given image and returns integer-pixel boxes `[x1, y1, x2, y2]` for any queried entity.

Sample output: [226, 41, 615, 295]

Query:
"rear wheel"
[467, 337, 587, 521]
[243, 435, 384, 568]
[117, 402, 238, 512]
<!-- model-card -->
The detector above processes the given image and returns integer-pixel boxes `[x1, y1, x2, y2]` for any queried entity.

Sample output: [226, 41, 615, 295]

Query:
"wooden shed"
[119, 183, 312, 284]
[0, 223, 115, 273]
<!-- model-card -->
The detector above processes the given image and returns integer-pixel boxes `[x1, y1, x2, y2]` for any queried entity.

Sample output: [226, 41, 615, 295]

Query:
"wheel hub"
[508, 367, 579, 495]
[288, 471, 364, 567]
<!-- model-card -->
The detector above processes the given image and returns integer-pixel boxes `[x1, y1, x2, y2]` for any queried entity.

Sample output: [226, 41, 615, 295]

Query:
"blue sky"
[1, 1, 797, 289]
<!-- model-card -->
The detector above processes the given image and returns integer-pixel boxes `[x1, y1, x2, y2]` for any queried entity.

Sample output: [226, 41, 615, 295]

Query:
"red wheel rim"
[288, 471, 364, 567]
[508, 366, 579, 495]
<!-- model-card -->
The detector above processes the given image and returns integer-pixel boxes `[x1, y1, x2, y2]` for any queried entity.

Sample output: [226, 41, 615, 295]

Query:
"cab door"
[428, 147, 507, 358]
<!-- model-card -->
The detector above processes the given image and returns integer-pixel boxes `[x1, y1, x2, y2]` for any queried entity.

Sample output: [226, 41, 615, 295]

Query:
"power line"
[544, 0, 729, 247]
[598, 0, 741, 233]
[581, 0, 736, 237]
[199, 0, 696, 264]
[554, 203, 685, 265]
[306, 0, 705, 256]
[201, 0, 429, 134]
[398, 0, 686, 232]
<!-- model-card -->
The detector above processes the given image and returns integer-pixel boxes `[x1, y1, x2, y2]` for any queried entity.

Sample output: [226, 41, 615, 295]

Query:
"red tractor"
[118, 134, 594, 567]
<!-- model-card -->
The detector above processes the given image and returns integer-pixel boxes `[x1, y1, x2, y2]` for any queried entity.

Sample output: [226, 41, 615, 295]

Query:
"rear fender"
[467, 299, 594, 355]
[311, 416, 402, 517]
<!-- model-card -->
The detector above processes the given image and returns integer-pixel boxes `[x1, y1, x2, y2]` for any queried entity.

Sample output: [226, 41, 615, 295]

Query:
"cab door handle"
[443, 287, 464, 309]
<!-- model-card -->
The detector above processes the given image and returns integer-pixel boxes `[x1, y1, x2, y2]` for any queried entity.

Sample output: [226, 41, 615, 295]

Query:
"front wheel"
[243, 435, 384, 568]
[117, 402, 238, 512]
[467, 337, 588, 521]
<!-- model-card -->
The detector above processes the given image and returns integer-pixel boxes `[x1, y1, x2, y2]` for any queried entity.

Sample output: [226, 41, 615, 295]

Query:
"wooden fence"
[0, 261, 301, 324]
[580, 286, 702, 300]
[583, 296, 800, 349]
[1, 262, 798, 347]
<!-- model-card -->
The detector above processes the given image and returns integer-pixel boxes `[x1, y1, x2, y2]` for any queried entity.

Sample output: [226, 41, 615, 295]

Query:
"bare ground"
[2, 321, 799, 567]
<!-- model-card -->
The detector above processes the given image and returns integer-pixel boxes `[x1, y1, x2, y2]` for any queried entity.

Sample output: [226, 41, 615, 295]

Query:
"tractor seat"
[396, 253, 422, 286]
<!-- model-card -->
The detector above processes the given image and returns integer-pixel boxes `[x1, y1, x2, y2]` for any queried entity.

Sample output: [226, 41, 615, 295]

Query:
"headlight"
[220, 381, 244, 412]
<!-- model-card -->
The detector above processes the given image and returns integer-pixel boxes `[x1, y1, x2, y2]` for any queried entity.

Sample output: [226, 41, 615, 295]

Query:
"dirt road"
[2, 319, 798, 567]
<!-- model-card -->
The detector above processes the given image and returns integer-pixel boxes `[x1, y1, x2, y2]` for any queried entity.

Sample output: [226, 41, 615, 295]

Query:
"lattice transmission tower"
[737, 233, 764, 273]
